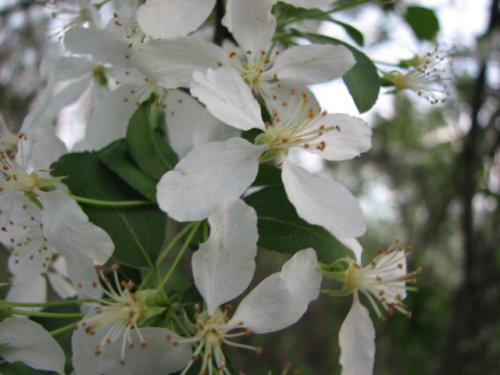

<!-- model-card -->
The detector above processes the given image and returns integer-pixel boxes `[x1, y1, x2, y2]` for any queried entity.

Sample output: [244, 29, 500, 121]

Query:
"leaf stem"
[70, 195, 154, 207]
[2, 299, 92, 308]
[50, 322, 79, 337]
[156, 222, 198, 267]
[9, 309, 84, 319]
[158, 222, 201, 289]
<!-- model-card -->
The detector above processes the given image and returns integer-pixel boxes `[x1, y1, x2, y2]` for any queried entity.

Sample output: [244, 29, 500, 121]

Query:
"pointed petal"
[193, 199, 258, 313]
[228, 248, 321, 333]
[132, 38, 227, 89]
[0, 317, 65, 375]
[64, 252, 103, 300]
[40, 55, 94, 81]
[6, 276, 47, 310]
[339, 238, 363, 263]
[306, 114, 372, 161]
[64, 26, 131, 67]
[281, 160, 366, 238]
[38, 191, 114, 265]
[138, 0, 216, 39]
[72, 326, 191, 375]
[339, 295, 376, 375]
[17, 122, 68, 170]
[165, 90, 240, 158]
[73, 85, 138, 151]
[222, 0, 277, 53]
[47, 271, 78, 299]
[157, 138, 263, 221]
[191, 67, 265, 131]
[267, 44, 355, 85]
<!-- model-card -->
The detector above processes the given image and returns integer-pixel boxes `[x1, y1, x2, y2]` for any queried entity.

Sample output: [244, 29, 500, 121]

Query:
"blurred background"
[0, 0, 498, 374]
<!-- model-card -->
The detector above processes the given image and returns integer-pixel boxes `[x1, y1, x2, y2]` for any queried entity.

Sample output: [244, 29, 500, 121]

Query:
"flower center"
[170, 306, 262, 375]
[255, 88, 336, 160]
[79, 265, 148, 365]
[241, 61, 266, 88]
[343, 243, 422, 319]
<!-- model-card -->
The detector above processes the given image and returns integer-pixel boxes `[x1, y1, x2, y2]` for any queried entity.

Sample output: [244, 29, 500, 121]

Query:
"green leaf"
[252, 163, 282, 187]
[404, 6, 440, 41]
[51, 152, 166, 269]
[99, 139, 158, 201]
[126, 101, 179, 180]
[295, 31, 379, 113]
[329, 18, 364, 46]
[244, 186, 352, 263]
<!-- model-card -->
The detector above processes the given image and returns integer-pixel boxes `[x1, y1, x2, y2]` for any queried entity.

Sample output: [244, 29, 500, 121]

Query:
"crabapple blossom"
[167, 199, 322, 374]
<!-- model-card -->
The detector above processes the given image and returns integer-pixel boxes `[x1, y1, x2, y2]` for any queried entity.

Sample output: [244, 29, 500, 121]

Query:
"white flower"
[158, 67, 370, 238]
[72, 265, 191, 375]
[133, 0, 354, 92]
[167, 199, 322, 374]
[391, 46, 452, 104]
[138, 0, 345, 41]
[137, 0, 217, 39]
[0, 317, 66, 375]
[330, 240, 421, 375]
[0, 134, 114, 300]
[0, 192, 106, 306]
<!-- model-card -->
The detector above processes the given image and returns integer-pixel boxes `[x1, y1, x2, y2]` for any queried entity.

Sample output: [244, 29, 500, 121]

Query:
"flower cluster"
[0, 1, 427, 374]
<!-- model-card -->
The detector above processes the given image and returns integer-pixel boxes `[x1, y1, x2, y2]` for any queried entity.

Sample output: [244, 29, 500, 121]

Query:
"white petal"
[73, 84, 138, 151]
[192, 199, 258, 313]
[222, 0, 277, 53]
[40, 55, 94, 82]
[138, 0, 216, 39]
[228, 248, 321, 333]
[157, 138, 263, 221]
[339, 294, 376, 375]
[6, 276, 47, 310]
[38, 191, 114, 265]
[0, 317, 65, 374]
[17, 122, 68, 170]
[22, 76, 91, 136]
[64, 26, 131, 67]
[339, 238, 363, 263]
[64, 252, 103, 300]
[72, 326, 191, 375]
[165, 90, 240, 158]
[191, 67, 265, 131]
[281, 160, 366, 238]
[132, 37, 227, 89]
[307, 114, 372, 161]
[47, 270, 78, 299]
[267, 44, 355, 85]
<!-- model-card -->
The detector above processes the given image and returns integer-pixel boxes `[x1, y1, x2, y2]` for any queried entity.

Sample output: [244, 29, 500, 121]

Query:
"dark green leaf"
[127, 101, 179, 180]
[252, 163, 282, 187]
[51, 152, 166, 268]
[295, 31, 380, 113]
[329, 18, 364, 46]
[404, 6, 440, 41]
[99, 139, 158, 201]
[244, 186, 352, 263]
